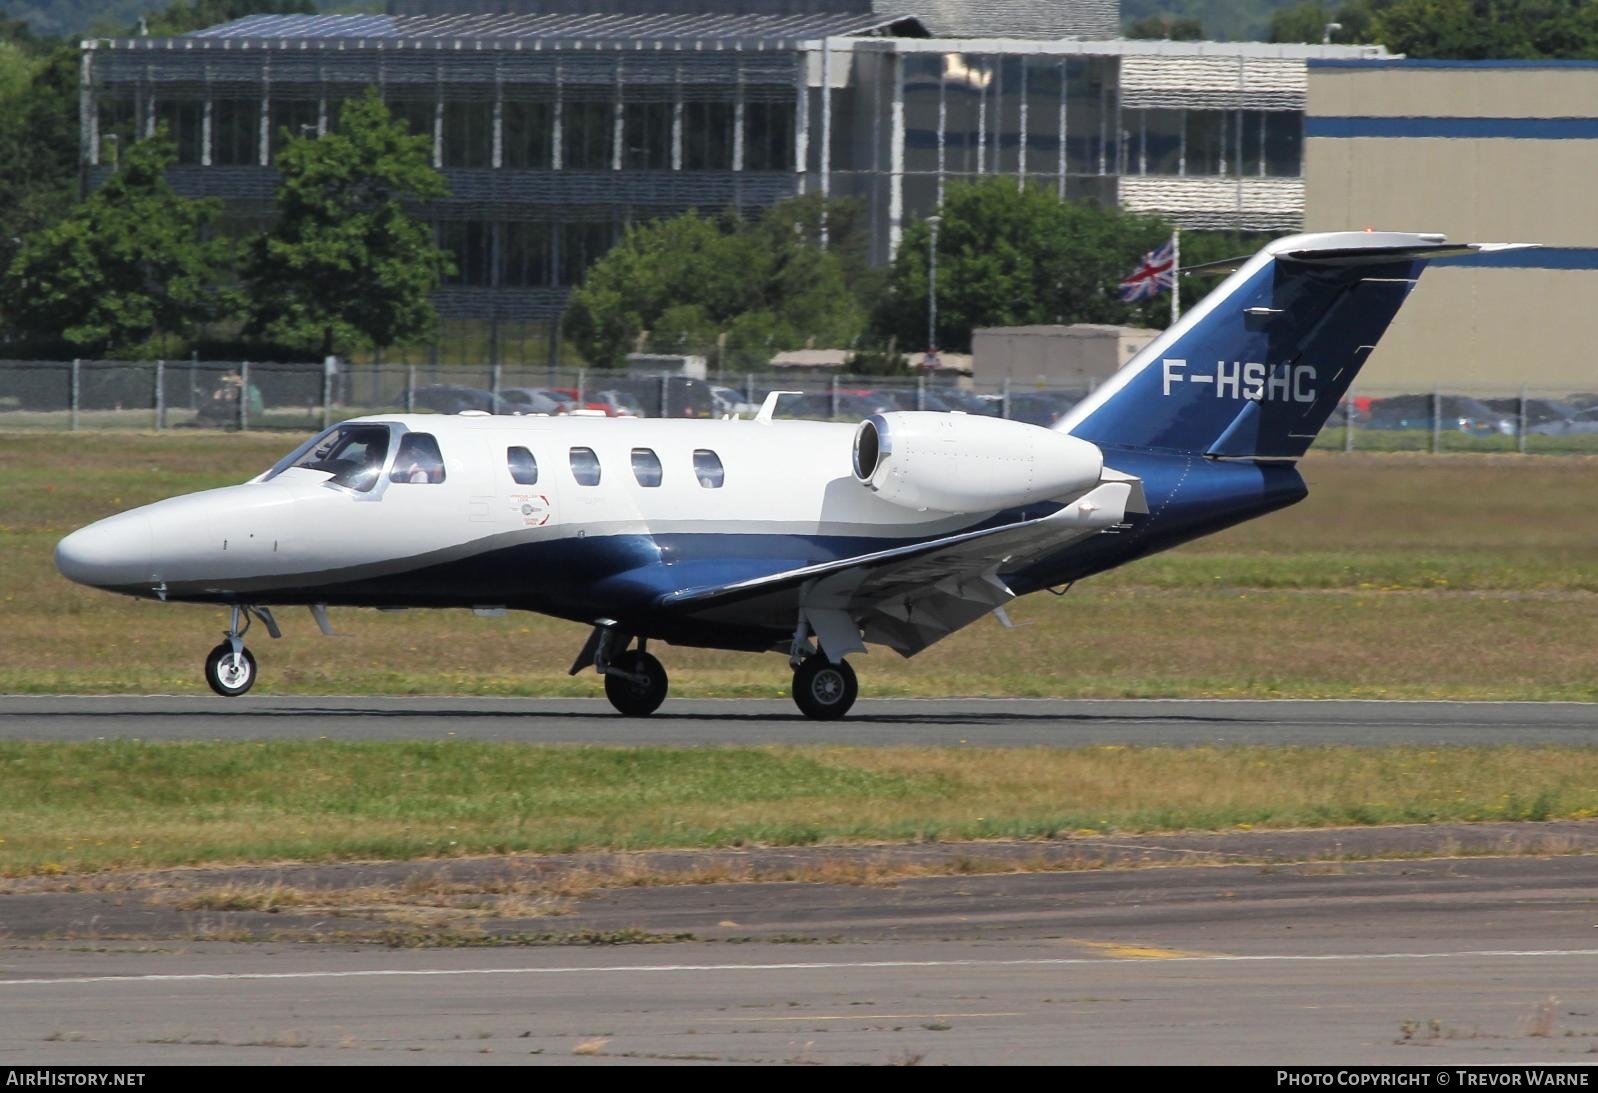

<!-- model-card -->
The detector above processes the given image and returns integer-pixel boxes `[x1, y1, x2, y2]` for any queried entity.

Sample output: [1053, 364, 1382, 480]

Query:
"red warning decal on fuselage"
[510, 493, 552, 527]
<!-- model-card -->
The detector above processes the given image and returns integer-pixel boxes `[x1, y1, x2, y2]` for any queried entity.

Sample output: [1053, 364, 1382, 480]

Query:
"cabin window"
[631, 447, 663, 487]
[569, 446, 601, 486]
[507, 446, 539, 485]
[693, 449, 725, 488]
[390, 433, 446, 484]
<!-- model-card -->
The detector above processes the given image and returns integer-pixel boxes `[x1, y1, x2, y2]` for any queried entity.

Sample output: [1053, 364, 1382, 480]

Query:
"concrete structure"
[972, 322, 1156, 389]
[1306, 59, 1598, 394]
[78, 1, 1387, 333]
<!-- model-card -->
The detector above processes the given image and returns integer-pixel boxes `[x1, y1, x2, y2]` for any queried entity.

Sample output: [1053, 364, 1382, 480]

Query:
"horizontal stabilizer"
[1276, 241, 1539, 265]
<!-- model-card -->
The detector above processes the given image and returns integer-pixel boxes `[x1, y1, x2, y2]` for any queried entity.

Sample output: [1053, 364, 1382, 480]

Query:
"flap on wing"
[658, 480, 1136, 620]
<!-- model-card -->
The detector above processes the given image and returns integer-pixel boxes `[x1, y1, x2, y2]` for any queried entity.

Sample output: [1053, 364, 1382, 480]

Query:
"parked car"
[1363, 394, 1516, 436]
[1528, 405, 1598, 436]
[1483, 398, 1582, 432]
[589, 389, 646, 417]
[499, 386, 577, 415]
[926, 386, 1001, 416]
[710, 384, 759, 416]
[999, 389, 1086, 428]
[603, 375, 720, 418]
[403, 384, 518, 415]
[531, 385, 634, 417]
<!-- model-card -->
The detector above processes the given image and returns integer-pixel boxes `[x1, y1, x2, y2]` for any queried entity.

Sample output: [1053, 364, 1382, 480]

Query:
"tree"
[244, 90, 451, 359]
[871, 179, 1179, 354]
[5, 0, 313, 38]
[141, 0, 313, 37]
[1, 133, 233, 354]
[1268, 1, 1350, 43]
[1127, 15, 1206, 39]
[0, 39, 77, 292]
[562, 201, 867, 371]
[1270, 0, 1598, 57]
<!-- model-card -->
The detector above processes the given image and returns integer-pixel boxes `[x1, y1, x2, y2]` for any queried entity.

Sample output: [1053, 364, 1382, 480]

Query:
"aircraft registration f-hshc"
[56, 232, 1531, 719]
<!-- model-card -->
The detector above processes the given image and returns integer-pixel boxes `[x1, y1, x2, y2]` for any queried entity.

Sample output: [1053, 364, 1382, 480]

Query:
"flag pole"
[1170, 227, 1181, 325]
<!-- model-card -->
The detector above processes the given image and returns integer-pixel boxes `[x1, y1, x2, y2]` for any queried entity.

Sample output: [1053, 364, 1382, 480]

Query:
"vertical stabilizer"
[1058, 232, 1534, 459]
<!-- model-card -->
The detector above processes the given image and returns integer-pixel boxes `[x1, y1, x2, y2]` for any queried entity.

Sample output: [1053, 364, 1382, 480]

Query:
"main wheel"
[604, 649, 668, 717]
[792, 656, 858, 721]
[204, 642, 257, 697]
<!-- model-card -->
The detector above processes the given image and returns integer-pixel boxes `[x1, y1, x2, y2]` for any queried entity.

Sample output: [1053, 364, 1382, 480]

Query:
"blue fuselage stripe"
[1431, 247, 1598, 270]
[1307, 115, 1598, 140]
[148, 452, 1308, 652]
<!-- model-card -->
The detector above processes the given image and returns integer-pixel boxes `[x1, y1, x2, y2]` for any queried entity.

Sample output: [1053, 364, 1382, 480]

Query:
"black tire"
[204, 642, 257, 697]
[604, 649, 669, 716]
[792, 656, 858, 721]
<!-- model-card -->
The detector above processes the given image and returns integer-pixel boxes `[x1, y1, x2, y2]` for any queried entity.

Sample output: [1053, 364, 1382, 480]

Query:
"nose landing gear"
[604, 649, 669, 717]
[203, 604, 278, 698]
[204, 641, 257, 697]
[573, 624, 670, 716]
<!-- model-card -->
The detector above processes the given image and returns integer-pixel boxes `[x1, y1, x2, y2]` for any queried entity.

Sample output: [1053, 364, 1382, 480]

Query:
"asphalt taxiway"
[6, 852, 1598, 1065]
[2, 695, 1596, 746]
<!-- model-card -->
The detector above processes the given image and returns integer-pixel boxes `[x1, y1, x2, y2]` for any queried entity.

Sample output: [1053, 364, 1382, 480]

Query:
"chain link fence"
[4, 358, 1596, 455]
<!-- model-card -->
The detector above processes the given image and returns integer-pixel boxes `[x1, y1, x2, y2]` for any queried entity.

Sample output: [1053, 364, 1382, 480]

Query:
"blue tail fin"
[1060, 232, 1532, 459]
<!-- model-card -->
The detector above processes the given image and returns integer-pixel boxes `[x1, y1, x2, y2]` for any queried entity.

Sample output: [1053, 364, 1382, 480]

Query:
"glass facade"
[443, 97, 493, 168]
[1124, 107, 1303, 178]
[562, 95, 612, 170]
[503, 97, 554, 169]
[623, 100, 672, 170]
[899, 53, 1129, 198]
[154, 98, 203, 165]
[440, 219, 620, 290]
[683, 96, 735, 171]
[744, 100, 793, 172]
[211, 98, 259, 166]
[85, 35, 1313, 320]
[268, 97, 319, 160]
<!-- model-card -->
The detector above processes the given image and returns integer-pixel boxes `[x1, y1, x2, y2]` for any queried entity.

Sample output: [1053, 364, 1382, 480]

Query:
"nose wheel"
[202, 604, 276, 697]
[205, 641, 257, 697]
[792, 655, 858, 720]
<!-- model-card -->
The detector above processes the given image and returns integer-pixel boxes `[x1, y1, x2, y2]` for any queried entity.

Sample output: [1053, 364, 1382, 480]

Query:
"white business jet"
[56, 232, 1526, 718]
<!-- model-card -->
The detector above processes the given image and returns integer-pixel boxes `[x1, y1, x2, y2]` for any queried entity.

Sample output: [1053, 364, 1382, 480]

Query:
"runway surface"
[3, 695, 1598, 746]
[7, 695, 1598, 1064]
[7, 854, 1598, 1065]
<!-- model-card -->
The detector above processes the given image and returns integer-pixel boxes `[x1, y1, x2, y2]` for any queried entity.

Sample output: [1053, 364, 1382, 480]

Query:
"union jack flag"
[1118, 237, 1176, 302]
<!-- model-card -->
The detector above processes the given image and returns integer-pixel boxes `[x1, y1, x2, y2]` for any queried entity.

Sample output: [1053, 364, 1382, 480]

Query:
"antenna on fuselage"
[755, 391, 803, 424]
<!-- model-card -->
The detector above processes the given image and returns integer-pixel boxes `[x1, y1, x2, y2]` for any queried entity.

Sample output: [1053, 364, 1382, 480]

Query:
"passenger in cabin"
[391, 433, 446, 485]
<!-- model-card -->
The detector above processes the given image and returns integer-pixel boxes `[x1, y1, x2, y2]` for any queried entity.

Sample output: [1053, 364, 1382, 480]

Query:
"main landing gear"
[786, 614, 859, 720]
[203, 604, 279, 697]
[791, 655, 858, 721]
[574, 624, 860, 720]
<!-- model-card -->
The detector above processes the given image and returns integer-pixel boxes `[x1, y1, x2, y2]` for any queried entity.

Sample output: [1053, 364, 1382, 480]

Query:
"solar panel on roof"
[186, 10, 915, 42]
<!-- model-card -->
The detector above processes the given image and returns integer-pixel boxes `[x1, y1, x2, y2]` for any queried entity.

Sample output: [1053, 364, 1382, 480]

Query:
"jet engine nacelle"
[852, 411, 1105, 514]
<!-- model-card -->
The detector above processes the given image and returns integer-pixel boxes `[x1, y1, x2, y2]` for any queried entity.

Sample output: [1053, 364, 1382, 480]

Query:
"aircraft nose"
[55, 511, 156, 590]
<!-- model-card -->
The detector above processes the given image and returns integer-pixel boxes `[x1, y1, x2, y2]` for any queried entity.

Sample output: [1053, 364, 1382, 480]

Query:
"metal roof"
[179, 11, 921, 45]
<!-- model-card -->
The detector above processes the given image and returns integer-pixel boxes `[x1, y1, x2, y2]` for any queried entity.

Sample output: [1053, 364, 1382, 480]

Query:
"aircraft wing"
[657, 474, 1143, 657]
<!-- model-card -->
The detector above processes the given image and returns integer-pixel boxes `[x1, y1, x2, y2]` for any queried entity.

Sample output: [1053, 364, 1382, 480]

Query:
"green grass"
[4, 434, 1598, 699]
[3, 742, 1597, 875]
[1310, 426, 1598, 455]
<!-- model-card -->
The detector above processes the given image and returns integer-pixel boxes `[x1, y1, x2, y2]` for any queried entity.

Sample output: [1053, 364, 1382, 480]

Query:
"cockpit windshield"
[262, 423, 393, 492]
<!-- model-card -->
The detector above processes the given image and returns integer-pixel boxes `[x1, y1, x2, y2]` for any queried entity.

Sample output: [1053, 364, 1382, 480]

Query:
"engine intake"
[853, 411, 1104, 514]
